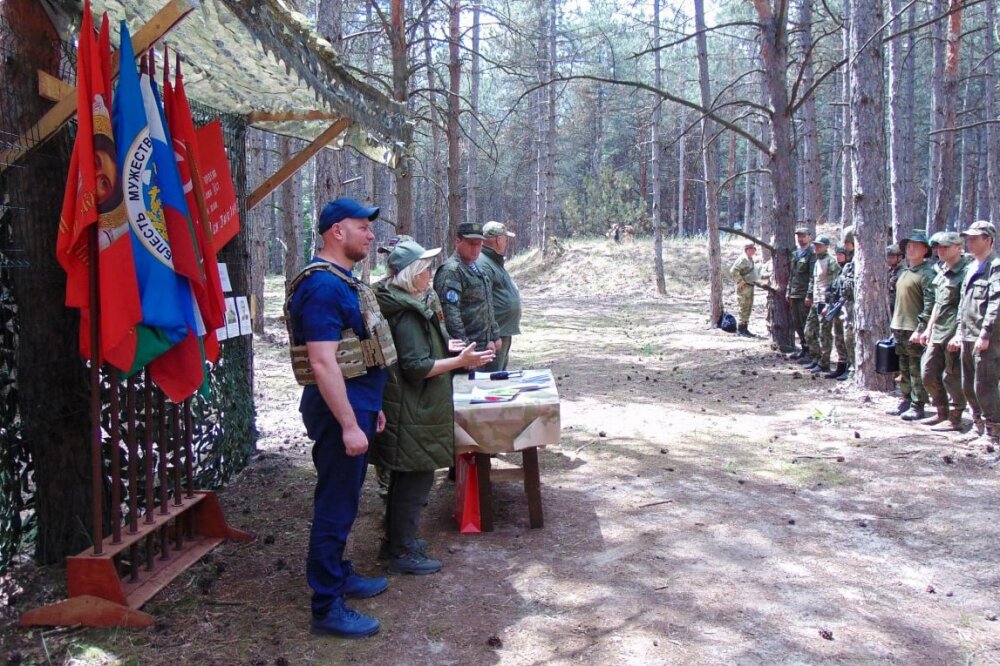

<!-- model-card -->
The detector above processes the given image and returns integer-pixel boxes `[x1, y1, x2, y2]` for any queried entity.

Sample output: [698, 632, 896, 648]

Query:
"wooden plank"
[522, 448, 544, 529]
[248, 110, 341, 123]
[489, 468, 524, 483]
[121, 535, 224, 609]
[247, 118, 351, 211]
[37, 70, 74, 102]
[19, 595, 154, 629]
[0, 0, 198, 173]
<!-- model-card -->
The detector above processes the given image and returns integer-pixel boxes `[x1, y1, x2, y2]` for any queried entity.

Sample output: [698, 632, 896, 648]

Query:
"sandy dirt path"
[3, 238, 999, 665]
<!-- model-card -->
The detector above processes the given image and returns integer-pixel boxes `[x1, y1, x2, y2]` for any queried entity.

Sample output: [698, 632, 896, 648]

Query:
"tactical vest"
[283, 262, 397, 385]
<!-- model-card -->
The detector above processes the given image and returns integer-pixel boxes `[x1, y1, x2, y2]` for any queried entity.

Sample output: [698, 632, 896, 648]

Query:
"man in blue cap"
[286, 197, 393, 638]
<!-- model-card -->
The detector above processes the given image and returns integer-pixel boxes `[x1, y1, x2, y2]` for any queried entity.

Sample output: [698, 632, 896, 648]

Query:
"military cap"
[794, 226, 812, 236]
[930, 231, 962, 247]
[457, 222, 486, 239]
[835, 245, 848, 255]
[387, 240, 441, 274]
[812, 236, 831, 246]
[377, 234, 415, 254]
[900, 229, 930, 246]
[841, 226, 855, 245]
[483, 221, 516, 238]
[744, 241, 756, 249]
[961, 220, 997, 238]
[885, 243, 903, 256]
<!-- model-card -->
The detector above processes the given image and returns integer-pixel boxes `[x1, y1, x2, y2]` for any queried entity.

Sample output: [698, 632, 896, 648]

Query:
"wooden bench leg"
[474, 453, 494, 532]
[522, 447, 544, 528]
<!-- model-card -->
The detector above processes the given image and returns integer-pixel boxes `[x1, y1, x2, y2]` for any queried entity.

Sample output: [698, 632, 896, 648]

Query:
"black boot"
[825, 362, 847, 379]
[900, 403, 926, 421]
[803, 360, 820, 371]
[737, 323, 752, 338]
[886, 400, 910, 416]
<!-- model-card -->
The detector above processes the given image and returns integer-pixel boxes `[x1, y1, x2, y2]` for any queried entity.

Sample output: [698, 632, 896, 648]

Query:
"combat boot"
[824, 362, 847, 379]
[836, 366, 854, 382]
[930, 409, 965, 432]
[900, 403, 926, 421]
[969, 423, 1000, 451]
[798, 353, 815, 366]
[811, 362, 830, 374]
[921, 406, 949, 426]
[886, 400, 910, 416]
[956, 416, 985, 442]
[803, 360, 819, 371]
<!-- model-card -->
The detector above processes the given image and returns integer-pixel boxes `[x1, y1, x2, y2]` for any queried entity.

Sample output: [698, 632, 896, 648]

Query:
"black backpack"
[718, 312, 737, 333]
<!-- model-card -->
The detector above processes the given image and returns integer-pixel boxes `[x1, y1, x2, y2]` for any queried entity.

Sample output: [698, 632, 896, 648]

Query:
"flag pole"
[88, 227, 103, 556]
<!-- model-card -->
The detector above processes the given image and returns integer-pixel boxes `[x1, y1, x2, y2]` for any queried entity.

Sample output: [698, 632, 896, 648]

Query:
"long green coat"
[373, 284, 455, 471]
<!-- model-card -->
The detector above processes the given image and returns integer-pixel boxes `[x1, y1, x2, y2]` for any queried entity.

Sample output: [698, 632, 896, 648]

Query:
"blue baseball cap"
[317, 198, 379, 234]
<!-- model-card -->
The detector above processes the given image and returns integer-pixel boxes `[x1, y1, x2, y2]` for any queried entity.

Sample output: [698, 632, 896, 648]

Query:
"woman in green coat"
[374, 240, 494, 575]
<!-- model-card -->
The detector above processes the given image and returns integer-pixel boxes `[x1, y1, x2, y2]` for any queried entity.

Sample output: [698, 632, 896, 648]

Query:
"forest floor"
[3, 235, 1000, 665]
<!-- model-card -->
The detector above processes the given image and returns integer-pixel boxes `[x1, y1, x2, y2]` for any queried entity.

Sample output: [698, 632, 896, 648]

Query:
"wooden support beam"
[247, 110, 341, 124]
[247, 118, 351, 211]
[38, 70, 74, 103]
[0, 0, 198, 173]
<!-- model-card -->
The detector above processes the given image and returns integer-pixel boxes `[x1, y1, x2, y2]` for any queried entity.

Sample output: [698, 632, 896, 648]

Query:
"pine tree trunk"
[925, 0, 946, 231]
[985, 0, 1000, 226]
[931, 0, 963, 233]
[466, 0, 482, 226]
[446, 0, 462, 248]
[695, 0, 723, 326]
[281, 137, 302, 285]
[752, 0, 795, 350]
[249, 131, 268, 334]
[543, 0, 556, 253]
[677, 107, 686, 237]
[797, 0, 822, 226]
[849, 0, 893, 390]
[315, 0, 345, 239]
[423, 21, 446, 249]
[744, 134, 756, 235]
[651, 0, 665, 294]
[390, 0, 413, 235]
[888, 0, 910, 240]
[840, 2, 854, 234]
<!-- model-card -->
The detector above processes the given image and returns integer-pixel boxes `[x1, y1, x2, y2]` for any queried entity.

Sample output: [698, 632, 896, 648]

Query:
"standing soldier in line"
[835, 228, 857, 381]
[434, 222, 501, 354]
[477, 221, 522, 370]
[887, 230, 936, 420]
[948, 221, 1000, 448]
[803, 236, 840, 374]
[918, 232, 972, 431]
[824, 245, 850, 379]
[886, 243, 904, 319]
[788, 226, 816, 360]
[730, 242, 760, 338]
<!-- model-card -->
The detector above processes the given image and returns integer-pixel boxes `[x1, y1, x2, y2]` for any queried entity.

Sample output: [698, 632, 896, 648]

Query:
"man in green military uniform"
[948, 220, 1000, 449]
[888, 230, 936, 420]
[730, 242, 760, 338]
[833, 228, 856, 381]
[886, 243, 904, 319]
[477, 221, 522, 370]
[918, 232, 972, 430]
[824, 244, 851, 379]
[804, 236, 840, 374]
[434, 222, 501, 354]
[787, 226, 816, 359]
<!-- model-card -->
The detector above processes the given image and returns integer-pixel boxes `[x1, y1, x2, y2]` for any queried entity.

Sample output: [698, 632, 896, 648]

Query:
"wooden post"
[247, 118, 351, 211]
[0, 0, 199, 173]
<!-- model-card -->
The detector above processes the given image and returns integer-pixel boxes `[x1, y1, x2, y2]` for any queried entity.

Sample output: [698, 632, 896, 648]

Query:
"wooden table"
[453, 369, 561, 531]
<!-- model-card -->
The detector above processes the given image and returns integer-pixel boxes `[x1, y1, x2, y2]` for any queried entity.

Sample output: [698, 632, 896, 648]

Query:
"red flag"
[56, 0, 142, 371]
[168, 55, 227, 362]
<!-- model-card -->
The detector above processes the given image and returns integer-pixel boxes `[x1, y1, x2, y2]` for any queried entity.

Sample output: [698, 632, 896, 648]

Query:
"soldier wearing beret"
[434, 222, 501, 354]
[888, 230, 936, 420]
[730, 242, 760, 337]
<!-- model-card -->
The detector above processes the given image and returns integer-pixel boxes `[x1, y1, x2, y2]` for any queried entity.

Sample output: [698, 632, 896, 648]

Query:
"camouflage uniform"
[730, 251, 760, 328]
[921, 252, 971, 420]
[890, 252, 936, 410]
[787, 243, 816, 352]
[957, 230, 1000, 442]
[804, 245, 840, 369]
[840, 253, 856, 369]
[887, 244, 904, 320]
[434, 254, 499, 350]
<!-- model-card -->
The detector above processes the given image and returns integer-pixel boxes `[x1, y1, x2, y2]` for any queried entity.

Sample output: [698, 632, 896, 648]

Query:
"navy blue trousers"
[303, 408, 377, 616]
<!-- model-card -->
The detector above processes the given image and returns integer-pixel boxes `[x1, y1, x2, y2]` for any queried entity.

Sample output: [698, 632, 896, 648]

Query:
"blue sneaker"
[342, 562, 389, 599]
[311, 598, 380, 638]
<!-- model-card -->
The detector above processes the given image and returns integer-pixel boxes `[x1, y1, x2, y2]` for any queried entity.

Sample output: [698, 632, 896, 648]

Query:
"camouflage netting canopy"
[40, 0, 410, 167]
